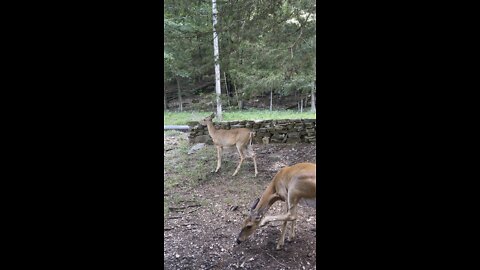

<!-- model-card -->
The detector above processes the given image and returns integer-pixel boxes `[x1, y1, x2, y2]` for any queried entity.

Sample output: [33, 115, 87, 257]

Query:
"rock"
[286, 138, 301, 143]
[188, 143, 206, 154]
[287, 132, 300, 138]
[190, 135, 213, 144]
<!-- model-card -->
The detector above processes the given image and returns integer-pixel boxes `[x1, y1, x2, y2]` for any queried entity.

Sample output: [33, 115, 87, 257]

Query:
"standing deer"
[236, 162, 316, 250]
[199, 113, 258, 177]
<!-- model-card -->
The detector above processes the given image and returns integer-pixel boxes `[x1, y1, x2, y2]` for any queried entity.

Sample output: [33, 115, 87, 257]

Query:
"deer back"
[210, 128, 252, 147]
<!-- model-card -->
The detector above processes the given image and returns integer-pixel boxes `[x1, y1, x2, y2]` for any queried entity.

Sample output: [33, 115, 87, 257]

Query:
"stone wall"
[187, 119, 316, 144]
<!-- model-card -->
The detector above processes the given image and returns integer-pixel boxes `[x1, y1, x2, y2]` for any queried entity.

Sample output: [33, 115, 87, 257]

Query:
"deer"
[236, 162, 316, 250]
[199, 113, 258, 177]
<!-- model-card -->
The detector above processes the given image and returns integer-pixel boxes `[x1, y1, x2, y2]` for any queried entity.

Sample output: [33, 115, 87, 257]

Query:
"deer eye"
[246, 225, 252, 229]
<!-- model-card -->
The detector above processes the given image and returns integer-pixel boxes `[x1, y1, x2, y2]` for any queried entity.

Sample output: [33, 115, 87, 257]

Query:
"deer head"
[236, 197, 263, 244]
[198, 113, 216, 126]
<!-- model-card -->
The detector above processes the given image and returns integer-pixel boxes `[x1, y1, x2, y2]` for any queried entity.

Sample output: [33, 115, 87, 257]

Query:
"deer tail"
[249, 131, 255, 146]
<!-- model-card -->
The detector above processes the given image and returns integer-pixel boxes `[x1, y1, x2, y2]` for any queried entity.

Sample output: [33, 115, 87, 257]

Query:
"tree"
[164, 0, 316, 112]
[211, 0, 222, 120]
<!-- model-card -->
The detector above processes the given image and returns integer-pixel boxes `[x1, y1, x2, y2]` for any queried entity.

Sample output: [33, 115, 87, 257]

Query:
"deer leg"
[213, 146, 222, 173]
[232, 145, 245, 176]
[241, 145, 258, 177]
[251, 150, 258, 177]
[276, 202, 291, 250]
[286, 193, 299, 241]
[277, 221, 289, 250]
[260, 196, 298, 226]
[246, 145, 258, 177]
[259, 212, 293, 227]
[288, 219, 297, 242]
[277, 200, 297, 250]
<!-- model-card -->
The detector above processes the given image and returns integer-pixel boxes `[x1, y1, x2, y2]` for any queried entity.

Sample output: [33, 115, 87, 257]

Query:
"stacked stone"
[187, 121, 213, 144]
[303, 119, 316, 144]
[187, 119, 316, 144]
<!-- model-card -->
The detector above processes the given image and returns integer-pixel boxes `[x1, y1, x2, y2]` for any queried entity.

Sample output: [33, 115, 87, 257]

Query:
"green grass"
[163, 133, 216, 218]
[164, 109, 316, 125]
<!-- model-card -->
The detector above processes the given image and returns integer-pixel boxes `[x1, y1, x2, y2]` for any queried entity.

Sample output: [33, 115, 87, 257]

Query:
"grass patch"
[164, 133, 217, 217]
[164, 109, 316, 125]
[224, 197, 234, 205]
[163, 130, 185, 137]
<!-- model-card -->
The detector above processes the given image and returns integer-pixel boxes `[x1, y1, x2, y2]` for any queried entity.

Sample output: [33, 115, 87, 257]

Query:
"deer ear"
[210, 113, 215, 119]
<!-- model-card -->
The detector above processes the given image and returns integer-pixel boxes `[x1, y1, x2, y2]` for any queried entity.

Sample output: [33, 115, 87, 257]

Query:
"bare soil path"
[164, 132, 316, 269]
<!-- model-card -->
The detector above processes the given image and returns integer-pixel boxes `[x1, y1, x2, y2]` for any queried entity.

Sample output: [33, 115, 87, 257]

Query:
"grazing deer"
[199, 113, 258, 177]
[236, 162, 316, 250]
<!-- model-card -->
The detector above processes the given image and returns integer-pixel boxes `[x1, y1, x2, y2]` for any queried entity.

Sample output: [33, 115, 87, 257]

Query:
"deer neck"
[205, 121, 217, 137]
[254, 184, 280, 217]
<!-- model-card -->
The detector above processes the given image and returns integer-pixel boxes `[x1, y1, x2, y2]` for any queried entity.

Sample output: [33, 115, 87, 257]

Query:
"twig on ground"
[168, 206, 185, 210]
[187, 207, 200, 214]
[180, 223, 199, 227]
[169, 204, 201, 211]
[266, 253, 287, 268]
[168, 206, 186, 212]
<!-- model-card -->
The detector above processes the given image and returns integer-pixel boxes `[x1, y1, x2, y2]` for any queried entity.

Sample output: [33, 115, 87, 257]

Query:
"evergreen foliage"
[164, 0, 316, 106]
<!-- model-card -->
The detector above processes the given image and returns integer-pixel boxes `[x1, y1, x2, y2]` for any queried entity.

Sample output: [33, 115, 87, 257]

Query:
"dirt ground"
[164, 132, 316, 270]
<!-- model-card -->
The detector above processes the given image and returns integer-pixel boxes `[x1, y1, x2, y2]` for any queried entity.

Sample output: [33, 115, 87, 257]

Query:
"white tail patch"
[245, 145, 255, 158]
[300, 198, 316, 208]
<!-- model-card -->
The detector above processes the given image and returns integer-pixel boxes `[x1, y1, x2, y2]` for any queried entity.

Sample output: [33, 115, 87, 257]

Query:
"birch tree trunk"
[212, 0, 222, 120]
[312, 61, 316, 112]
[270, 89, 273, 111]
[311, 80, 316, 113]
[176, 77, 183, 112]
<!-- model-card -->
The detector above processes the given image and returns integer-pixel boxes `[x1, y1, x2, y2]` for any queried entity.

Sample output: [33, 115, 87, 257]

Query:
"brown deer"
[199, 113, 258, 177]
[236, 162, 316, 250]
